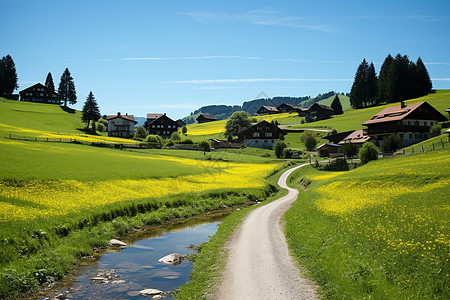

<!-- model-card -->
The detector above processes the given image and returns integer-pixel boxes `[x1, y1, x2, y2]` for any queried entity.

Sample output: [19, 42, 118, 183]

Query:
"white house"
[106, 112, 137, 138]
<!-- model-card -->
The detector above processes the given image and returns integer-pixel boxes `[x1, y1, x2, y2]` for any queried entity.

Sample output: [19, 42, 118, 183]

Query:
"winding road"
[216, 163, 318, 299]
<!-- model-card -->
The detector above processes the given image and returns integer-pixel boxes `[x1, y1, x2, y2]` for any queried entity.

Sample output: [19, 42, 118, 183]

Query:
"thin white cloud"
[171, 78, 353, 84]
[184, 9, 335, 33]
[425, 62, 450, 66]
[431, 78, 450, 81]
[122, 56, 261, 61]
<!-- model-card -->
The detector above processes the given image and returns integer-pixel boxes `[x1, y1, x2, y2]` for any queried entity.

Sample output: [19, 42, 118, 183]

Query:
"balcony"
[364, 125, 430, 135]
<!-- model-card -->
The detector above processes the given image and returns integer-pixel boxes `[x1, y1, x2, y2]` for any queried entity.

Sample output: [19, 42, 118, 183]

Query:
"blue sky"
[1, 0, 449, 119]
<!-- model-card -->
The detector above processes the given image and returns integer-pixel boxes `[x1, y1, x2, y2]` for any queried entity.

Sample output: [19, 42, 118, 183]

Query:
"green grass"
[287, 90, 450, 132]
[285, 150, 450, 299]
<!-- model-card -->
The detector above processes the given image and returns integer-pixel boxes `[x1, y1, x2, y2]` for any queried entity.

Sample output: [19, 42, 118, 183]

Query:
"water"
[40, 214, 227, 299]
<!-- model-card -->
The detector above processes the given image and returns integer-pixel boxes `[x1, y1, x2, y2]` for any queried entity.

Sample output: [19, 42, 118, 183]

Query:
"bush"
[145, 135, 163, 147]
[134, 126, 148, 140]
[165, 140, 174, 146]
[342, 143, 358, 157]
[274, 140, 287, 158]
[199, 140, 211, 155]
[430, 124, 442, 137]
[181, 125, 187, 135]
[318, 158, 349, 171]
[97, 123, 106, 132]
[98, 118, 108, 127]
[180, 139, 194, 144]
[359, 142, 379, 164]
[301, 131, 317, 150]
[382, 133, 402, 152]
[282, 148, 293, 159]
[170, 131, 181, 141]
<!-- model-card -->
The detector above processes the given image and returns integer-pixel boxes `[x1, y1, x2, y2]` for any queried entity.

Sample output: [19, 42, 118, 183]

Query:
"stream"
[38, 210, 236, 300]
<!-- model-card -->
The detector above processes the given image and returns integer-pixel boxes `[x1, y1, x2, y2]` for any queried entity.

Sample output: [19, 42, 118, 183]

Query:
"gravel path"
[216, 163, 318, 299]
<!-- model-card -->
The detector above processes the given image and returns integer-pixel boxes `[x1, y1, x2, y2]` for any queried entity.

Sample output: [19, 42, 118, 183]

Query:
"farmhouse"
[19, 83, 60, 105]
[145, 113, 179, 139]
[316, 143, 342, 157]
[238, 120, 283, 149]
[296, 107, 308, 117]
[257, 105, 279, 115]
[323, 130, 355, 144]
[305, 103, 334, 122]
[338, 130, 371, 149]
[362, 101, 447, 147]
[106, 112, 137, 138]
[197, 114, 217, 123]
[276, 103, 298, 113]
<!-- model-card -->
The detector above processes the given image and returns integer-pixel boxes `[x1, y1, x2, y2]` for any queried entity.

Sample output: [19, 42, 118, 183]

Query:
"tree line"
[350, 54, 432, 109]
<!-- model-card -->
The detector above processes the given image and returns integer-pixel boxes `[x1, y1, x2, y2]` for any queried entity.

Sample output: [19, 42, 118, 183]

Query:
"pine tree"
[367, 63, 378, 106]
[416, 57, 432, 96]
[45, 72, 55, 93]
[82, 91, 101, 130]
[350, 59, 369, 109]
[378, 54, 394, 103]
[330, 95, 343, 114]
[58, 68, 77, 106]
[0, 55, 19, 96]
[390, 54, 411, 103]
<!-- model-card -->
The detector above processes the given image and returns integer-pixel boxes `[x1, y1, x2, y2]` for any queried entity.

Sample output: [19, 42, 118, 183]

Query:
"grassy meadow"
[285, 150, 449, 299]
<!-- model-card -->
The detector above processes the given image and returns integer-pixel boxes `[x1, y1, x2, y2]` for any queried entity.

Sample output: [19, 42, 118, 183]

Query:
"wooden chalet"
[316, 143, 342, 157]
[106, 112, 137, 138]
[238, 120, 283, 149]
[362, 101, 447, 147]
[257, 105, 279, 115]
[19, 83, 60, 105]
[305, 103, 334, 122]
[296, 107, 308, 117]
[145, 113, 179, 139]
[196, 114, 217, 123]
[322, 130, 355, 144]
[276, 103, 298, 113]
[338, 130, 371, 150]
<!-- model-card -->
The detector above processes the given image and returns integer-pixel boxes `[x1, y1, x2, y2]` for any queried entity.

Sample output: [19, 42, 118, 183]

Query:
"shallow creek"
[38, 209, 240, 299]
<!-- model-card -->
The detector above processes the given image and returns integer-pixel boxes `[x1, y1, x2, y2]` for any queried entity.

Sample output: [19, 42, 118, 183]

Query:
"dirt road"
[216, 163, 318, 299]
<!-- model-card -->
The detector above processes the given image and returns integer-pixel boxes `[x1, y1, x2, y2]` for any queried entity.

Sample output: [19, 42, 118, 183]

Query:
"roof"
[19, 83, 58, 95]
[309, 103, 334, 111]
[197, 114, 217, 120]
[316, 143, 341, 150]
[106, 113, 137, 123]
[147, 113, 164, 120]
[363, 101, 447, 125]
[339, 130, 370, 145]
[258, 105, 279, 112]
[322, 130, 355, 144]
[277, 102, 299, 109]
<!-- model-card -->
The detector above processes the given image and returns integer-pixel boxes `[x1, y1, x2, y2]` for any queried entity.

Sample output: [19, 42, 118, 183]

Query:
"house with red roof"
[257, 105, 279, 115]
[106, 112, 137, 138]
[362, 101, 447, 147]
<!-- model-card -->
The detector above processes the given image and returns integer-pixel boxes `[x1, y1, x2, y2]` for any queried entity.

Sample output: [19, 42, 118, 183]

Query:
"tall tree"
[58, 68, 77, 106]
[390, 54, 411, 103]
[224, 111, 251, 141]
[378, 54, 394, 103]
[45, 72, 55, 93]
[82, 91, 101, 130]
[416, 57, 432, 96]
[330, 95, 343, 114]
[350, 59, 369, 109]
[0, 55, 19, 96]
[367, 62, 378, 106]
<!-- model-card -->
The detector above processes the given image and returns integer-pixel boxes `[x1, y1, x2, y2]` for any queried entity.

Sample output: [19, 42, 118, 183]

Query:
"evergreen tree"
[367, 63, 378, 105]
[330, 95, 343, 114]
[45, 72, 55, 92]
[82, 91, 101, 129]
[378, 54, 394, 103]
[390, 54, 411, 103]
[0, 55, 19, 96]
[58, 68, 77, 106]
[416, 57, 432, 96]
[350, 59, 369, 109]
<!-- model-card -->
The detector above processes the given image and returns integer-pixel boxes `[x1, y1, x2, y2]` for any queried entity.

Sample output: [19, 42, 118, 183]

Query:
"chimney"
[401, 101, 406, 109]
[126, 113, 128, 116]
[117, 112, 121, 116]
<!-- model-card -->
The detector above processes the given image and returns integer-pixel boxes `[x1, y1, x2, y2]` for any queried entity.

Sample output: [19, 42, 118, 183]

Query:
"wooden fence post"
[421, 145, 424, 153]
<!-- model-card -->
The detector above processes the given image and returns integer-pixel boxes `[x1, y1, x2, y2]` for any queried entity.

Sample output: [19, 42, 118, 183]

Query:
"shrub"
[145, 135, 163, 147]
[430, 124, 442, 137]
[274, 140, 287, 158]
[165, 140, 174, 146]
[170, 131, 181, 141]
[301, 131, 317, 150]
[181, 125, 187, 135]
[97, 123, 106, 132]
[98, 118, 108, 127]
[330, 129, 337, 135]
[382, 133, 402, 152]
[318, 158, 349, 171]
[282, 148, 292, 159]
[180, 139, 194, 144]
[134, 126, 148, 140]
[359, 142, 379, 164]
[342, 143, 358, 157]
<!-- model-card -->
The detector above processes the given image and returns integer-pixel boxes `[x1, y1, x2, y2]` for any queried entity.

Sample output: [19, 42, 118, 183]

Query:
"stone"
[158, 253, 183, 266]
[109, 239, 127, 248]
[139, 288, 163, 296]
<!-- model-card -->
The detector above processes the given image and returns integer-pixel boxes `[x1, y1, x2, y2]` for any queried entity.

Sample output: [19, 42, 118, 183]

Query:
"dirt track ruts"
[216, 163, 318, 299]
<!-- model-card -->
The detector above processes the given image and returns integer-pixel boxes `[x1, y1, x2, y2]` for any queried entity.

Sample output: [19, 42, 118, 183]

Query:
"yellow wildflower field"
[0, 161, 278, 222]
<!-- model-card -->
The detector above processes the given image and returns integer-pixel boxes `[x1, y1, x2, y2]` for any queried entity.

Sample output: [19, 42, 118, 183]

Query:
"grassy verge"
[285, 150, 449, 299]
[174, 162, 298, 299]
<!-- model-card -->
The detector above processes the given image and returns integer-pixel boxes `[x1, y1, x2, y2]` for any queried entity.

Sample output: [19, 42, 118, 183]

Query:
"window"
[152, 125, 155, 128]
[253, 132, 260, 138]
[264, 140, 268, 143]
[266, 132, 272, 137]
[255, 140, 258, 143]
[424, 121, 427, 126]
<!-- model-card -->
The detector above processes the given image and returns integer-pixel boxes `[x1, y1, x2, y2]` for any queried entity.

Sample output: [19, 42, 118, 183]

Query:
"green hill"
[316, 94, 351, 111]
